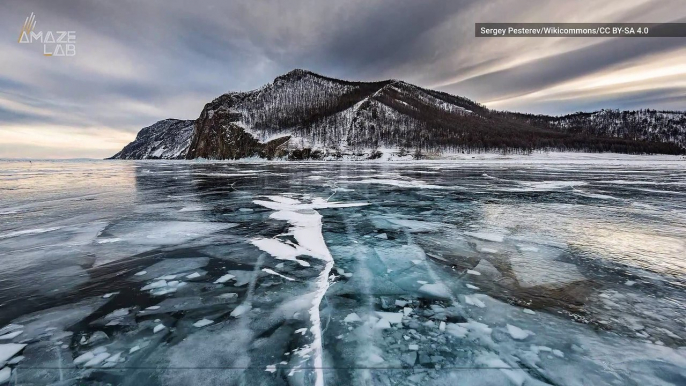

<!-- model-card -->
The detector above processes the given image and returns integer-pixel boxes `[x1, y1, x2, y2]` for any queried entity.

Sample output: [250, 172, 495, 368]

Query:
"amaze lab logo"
[18, 13, 76, 57]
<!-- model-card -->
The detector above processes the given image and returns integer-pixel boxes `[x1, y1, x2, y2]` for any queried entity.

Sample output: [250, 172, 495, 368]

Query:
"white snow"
[97, 237, 121, 244]
[153, 324, 166, 333]
[467, 270, 481, 276]
[0, 226, 62, 240]
[106, 352, 122, 363]
[214, 274, 235, 284]
[105, 308, 129, 319]
[84, 352, 111, 367]
[252, 194, 368, 386]
[73, 351, 95, 365]
[262, 268, 296, 281]
[343, 313, 362, 323]
[464, 231, 505, 242]
[445, 323, 469, 338]
[141, 280, 167, 290]
[374, 319, 391, 329]
[464, 295, 486, 308]
[230, 304, 251, 317]
[250, 238, 311, 266]
[506, 324, 534, 340]
[193, 319, 214, 328]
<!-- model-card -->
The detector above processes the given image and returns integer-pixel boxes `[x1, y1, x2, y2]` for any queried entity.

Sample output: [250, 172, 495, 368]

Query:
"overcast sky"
[1, 0, 685, 158]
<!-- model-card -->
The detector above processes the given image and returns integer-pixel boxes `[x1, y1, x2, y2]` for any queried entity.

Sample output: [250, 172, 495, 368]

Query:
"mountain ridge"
[110, 69, 686, 160]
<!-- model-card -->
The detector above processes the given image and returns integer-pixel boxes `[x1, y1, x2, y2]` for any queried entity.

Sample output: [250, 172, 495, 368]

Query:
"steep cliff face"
[185, 99, 290, 159]
[109, 119, 194, 159]
[110, 69, 686, 160]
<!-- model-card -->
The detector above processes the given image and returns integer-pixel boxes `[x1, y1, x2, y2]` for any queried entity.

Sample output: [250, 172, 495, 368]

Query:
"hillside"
[110, 70, 686, 160]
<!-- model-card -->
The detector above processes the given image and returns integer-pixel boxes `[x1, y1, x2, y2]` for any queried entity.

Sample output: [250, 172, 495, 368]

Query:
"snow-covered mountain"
[109, 119, 194, 159]
[110, 70, 686, 160]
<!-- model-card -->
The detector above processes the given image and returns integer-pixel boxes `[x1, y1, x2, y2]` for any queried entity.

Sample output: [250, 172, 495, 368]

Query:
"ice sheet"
[2, 160, 686, 386]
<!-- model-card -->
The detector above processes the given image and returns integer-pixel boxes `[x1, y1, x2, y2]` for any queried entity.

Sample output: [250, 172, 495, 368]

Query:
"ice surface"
[0, 343, 25, 363]
[464, 231, 505, 242]
[0, 331, 22, 340]
[229, 304, 250, 317]
[375, 311, 403, 324]
[418, 283, 452, 299]
[262, 268, 295, 281]
[186, 272, 202, 279]
[193, 319, 214, 328]
[0, 325, 22, 336]
[132, 257, 210, 281]
[0, 226, 62, 240]
[506, 324, 534, 340]
[250, 238, 311, 266]
[214, 274, 235, 284]
[509, 246, 585, 288]
[106, 221, 236, 246]
[0, 367, 11, 383]
[464, 294, 486, 308]
[153, 324, 166, 333]
[84, 352, 111, 367]
[2, 160, 686, 386]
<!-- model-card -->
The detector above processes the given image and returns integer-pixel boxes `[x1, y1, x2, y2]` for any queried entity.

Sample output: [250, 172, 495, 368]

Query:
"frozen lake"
[1, 157, 685, 385]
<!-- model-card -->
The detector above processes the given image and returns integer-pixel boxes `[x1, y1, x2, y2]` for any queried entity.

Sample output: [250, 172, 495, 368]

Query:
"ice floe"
[0, 343, 25, 363]
[193, 319, 214, 328]
[506, 324, 535, 340]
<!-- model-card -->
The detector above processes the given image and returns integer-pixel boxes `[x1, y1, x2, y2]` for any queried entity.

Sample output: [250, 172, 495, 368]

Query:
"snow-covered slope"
[109, 119, 195, 160]
[185, 70, 485, 159]
[111, 70, 686, 160]
[545, 109, 686, 148]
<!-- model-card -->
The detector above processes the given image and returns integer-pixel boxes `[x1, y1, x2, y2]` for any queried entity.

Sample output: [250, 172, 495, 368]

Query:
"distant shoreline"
[2, 152, 685, 164]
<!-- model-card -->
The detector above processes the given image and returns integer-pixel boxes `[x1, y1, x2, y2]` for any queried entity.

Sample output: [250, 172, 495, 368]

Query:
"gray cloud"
[441, 33, 686, 103]
[1, 0, 685, 157]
